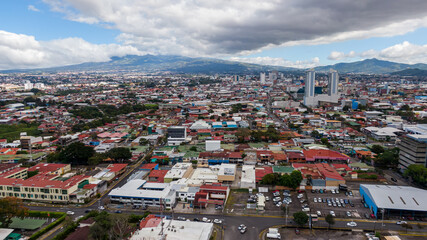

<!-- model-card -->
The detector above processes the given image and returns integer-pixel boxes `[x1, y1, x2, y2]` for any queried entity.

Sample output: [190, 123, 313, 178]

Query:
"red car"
[295, 228, 300, 235]
[298, 190, 305, 193]
[370, 214, 376, 219]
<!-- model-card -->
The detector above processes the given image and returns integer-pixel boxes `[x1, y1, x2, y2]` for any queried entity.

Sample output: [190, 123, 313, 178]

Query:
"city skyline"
[1, 1, 427, 70]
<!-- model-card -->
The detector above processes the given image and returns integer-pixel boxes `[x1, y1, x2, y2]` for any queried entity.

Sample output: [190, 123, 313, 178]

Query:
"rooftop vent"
[413, 198, 419, 206]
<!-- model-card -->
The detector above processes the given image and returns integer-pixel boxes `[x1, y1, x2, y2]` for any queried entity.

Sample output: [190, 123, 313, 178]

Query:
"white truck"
[267, 228, 281, 239]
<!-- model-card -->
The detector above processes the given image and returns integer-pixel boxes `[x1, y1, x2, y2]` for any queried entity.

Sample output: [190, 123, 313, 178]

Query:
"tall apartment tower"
[328, 69, 339, 96]
[260, 72, 266, 84]
[305, 69, 315, 97]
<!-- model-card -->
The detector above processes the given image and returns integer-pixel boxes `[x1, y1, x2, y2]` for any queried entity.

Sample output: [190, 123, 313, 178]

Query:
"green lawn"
[0, 123, 41, 141]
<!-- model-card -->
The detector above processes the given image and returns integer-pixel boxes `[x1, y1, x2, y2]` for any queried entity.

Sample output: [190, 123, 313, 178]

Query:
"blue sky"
[1, 0, 427, 69]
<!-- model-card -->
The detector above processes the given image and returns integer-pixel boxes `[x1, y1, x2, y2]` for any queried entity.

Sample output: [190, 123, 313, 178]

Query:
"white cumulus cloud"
[229, 56, 320, 69]
[28, 5, 40, 12]
[328, 41, 427, 64]
[0, 30, 144, 70]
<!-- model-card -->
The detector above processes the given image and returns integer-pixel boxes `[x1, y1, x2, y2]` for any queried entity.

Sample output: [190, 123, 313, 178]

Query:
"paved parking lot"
[306, 188, 372, 219]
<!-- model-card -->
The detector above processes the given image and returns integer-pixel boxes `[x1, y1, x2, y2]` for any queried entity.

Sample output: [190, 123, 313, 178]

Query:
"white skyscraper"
[305, 69, 315, 98]
[260, 72, 266, 84]
[304, 69, 339, 107]
[328, 69, 338, 96]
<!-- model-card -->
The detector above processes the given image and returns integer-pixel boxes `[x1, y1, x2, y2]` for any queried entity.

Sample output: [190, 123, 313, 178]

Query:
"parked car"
[295, 228, 300, 235]
[66, 211, 75, 215]
[114, 210, 122, 214]
[177, 216, 186, 221]
[330, 211, 336, 217]
[391, 177, 397, 182]
[316, 211, 322, 216]
[193, 218, 200, 221]
[396, 221, 407, 225]
[346, 211, 351, 217]
[365, 213, 370, 219]
[314, 198, 318, 203]
[348, 191, 353, 196]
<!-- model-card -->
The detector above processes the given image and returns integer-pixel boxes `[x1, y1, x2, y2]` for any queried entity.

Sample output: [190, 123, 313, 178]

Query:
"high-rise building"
[260, 72, 266, 84]
[304, 69, 339, 107]
[328, 69, 338, 96]
[398, 135, 427, 172]
[305, 69, 315, 98]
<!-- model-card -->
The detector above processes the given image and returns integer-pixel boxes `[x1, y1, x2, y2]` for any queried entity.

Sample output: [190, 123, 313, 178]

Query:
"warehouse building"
[360, 184, 427, 218]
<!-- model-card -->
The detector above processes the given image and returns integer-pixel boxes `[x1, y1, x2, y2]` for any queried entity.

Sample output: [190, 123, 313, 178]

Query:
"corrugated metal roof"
[361, 184, 427, 211]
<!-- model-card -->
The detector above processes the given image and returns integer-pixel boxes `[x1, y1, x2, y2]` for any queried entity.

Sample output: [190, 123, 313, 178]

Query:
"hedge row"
[28, 210, 66, 219]
[29, 214, 66, 240]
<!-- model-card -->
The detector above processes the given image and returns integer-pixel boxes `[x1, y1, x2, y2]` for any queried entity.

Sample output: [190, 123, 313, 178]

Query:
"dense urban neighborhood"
[0, 70, 426, 240]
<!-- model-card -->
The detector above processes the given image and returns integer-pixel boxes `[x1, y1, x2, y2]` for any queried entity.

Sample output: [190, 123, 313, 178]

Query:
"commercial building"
[167, 126, 187, 146]
[130, 215, 213, 240]
[109, 179, 176, 209]
[292, 163, 345, 188]
[398, 134, 427, 171]
[217, 163, 236, 183]
[360, 184, 427, 218]
[241, 165, 256, 189]
[163, 163, 193, 183]
[193, 183, 229, 208]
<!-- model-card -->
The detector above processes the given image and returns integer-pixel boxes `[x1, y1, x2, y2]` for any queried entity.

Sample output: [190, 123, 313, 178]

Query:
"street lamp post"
[381, 209, 385, 227]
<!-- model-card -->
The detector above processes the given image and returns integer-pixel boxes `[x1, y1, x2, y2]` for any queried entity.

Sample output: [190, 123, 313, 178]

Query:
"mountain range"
[2, 55, 427, 75]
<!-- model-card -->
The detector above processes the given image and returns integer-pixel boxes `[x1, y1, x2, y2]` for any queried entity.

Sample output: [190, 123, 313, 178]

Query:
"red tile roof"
[255, 167, 273, 182]
[140, 163, 158, 170]
[228, 152, 242, 159]
[302, 149, 348, 162]
[28, 163, 69, 173]
[106, 164, 127, 173]
[148, 170, 169, 183]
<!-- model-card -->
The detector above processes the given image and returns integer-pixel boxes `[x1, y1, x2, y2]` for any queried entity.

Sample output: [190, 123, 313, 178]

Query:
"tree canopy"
[374, 148, 399, 169]
[261, 171, 303, 189]
[404, 164, 427, 187]
[0, 197, 28, 228]
[58, 142, 95, 165]
[293, 211, 308, 227]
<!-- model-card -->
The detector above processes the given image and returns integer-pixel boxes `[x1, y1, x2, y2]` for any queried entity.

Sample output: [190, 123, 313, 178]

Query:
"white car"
[316, 211, 321, 216]
[213, 219, 222, 224]
[314, 198, 317, 203]
[66, 211, 75, 215]
[347, 221, 357, 227]
[396, 221, 407, 225]
[238, 224, 246, 230]
[202, 217, 209, 222]
[346, 211, 351, 217]
[98, 206, 105, 210]
[331, 189, 335, 194]
[297, 194, 303, 199]
[330, 211, 336, 217]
